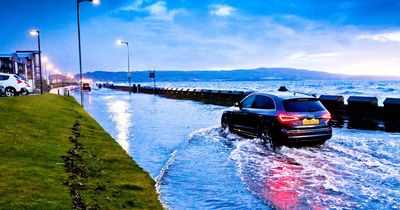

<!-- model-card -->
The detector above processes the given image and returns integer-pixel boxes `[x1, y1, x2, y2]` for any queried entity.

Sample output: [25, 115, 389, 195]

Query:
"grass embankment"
[0, 94, 162, 209]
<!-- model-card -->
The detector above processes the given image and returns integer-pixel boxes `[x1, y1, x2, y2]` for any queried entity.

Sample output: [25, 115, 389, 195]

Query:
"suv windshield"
[283, 98, 325, 112]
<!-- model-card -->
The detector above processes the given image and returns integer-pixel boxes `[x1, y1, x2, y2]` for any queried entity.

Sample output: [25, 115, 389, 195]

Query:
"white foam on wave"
[187, 126, 220, 142]
[156, 149, 178, 185]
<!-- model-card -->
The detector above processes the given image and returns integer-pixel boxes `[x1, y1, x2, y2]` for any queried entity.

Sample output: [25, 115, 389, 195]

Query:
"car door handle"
[242, 112, 248, 115]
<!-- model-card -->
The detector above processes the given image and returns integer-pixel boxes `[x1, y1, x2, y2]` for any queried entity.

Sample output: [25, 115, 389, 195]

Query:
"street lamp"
[30, 29, 43, 94]
[77, 0, 99, 106]
[117, 39, 131, 94]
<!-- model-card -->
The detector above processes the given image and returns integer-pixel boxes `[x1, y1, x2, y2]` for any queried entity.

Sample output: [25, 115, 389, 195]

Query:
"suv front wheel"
[260, 127, 276, 150]
[221, 116, 230, 131]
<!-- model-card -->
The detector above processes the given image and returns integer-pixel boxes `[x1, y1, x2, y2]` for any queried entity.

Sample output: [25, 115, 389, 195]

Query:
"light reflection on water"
[107, 100, 131, 152]
[76, 89, 400, 209]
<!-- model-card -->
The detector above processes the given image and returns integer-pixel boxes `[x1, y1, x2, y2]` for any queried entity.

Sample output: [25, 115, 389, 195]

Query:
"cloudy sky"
[1, 0, 400, 76]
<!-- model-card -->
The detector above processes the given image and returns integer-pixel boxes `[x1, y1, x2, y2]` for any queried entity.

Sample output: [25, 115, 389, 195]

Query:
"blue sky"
[1, 0, 399, 76]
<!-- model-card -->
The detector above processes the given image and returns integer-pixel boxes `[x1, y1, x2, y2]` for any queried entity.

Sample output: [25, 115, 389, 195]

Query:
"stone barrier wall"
[101, 84, 400, 132]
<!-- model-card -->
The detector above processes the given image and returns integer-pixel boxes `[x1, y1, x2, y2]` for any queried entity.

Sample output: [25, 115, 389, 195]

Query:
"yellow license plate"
[302, 119, 319, 125]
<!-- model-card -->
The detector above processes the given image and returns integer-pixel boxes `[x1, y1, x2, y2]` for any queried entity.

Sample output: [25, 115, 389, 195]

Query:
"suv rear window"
[283, 98, 325, 112]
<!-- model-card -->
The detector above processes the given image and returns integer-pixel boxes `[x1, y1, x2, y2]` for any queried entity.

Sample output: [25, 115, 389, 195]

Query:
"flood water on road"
[75, 89, 400, 209]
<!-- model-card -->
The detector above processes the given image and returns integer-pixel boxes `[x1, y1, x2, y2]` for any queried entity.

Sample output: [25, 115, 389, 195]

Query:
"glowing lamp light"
[92, 0, 100, 5]
[116, 39, 123, 45]
[47, 63, 54, 70]
[66, 74, 75, 79]
[42, 56, 49, 63]
[30, 30, 39, 36]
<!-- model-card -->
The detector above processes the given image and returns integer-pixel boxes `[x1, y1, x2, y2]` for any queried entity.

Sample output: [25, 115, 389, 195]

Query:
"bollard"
[347, 96, 379, 130]
[347, 96, 378, 114]
[383, 98, 400, 119]
[383, 98, 400, 132]
[319, 95, 344, 109]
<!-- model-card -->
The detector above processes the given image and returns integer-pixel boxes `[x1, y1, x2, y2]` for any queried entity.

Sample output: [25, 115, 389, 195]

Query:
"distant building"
[0, 53, 19, 74]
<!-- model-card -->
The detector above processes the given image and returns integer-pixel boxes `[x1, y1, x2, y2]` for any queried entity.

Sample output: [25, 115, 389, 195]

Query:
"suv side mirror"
[234, 102, 242, 109]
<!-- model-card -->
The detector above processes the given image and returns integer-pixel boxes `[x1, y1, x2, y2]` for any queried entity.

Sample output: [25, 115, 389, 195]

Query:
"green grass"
[0, 94, 162, 209]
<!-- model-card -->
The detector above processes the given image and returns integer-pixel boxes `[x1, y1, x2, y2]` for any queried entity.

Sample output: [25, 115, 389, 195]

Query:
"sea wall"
[102, 84, 400, 132]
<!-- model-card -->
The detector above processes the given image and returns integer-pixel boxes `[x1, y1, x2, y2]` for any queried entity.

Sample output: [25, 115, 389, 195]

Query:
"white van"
[0, 73, 32, 96]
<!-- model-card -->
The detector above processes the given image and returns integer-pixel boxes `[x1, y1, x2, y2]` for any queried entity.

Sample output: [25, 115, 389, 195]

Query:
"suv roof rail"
[291, 91, 317, 97]
[277, 86, 315, 97]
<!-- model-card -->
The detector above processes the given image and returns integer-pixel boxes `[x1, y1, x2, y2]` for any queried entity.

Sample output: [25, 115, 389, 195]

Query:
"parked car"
[0, 73, 31, 96]
[221, 88, 332, 148]
[82, 83, 91, 91]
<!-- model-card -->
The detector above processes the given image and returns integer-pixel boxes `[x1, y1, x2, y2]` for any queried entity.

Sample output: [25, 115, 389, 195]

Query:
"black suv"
[221, 88, 332, 147]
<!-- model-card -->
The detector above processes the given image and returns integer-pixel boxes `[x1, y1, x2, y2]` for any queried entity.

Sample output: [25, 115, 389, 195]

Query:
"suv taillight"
[322, 112, 331, 120]
[278, 114, 300, 123]
[17, 79, 22, 84]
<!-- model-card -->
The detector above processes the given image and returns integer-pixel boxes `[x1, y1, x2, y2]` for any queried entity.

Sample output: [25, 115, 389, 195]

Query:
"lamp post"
[30, 29, 43, 94]
[77, 0, 99, 106]
[117, 40, 131, 94]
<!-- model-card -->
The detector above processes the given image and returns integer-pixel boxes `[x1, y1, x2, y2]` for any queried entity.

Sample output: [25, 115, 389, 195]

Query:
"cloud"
[145, 1, 186, 21]
[289, 52, 340, 59]
[209, 4, 236, 16]
[119, 0, 186, 21]
[357, 31, 400, 42]
[122, 0, 145, 11]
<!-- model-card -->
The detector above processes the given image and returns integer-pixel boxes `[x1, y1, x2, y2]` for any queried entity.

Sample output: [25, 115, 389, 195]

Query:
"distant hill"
[82, 68, 398, 83]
